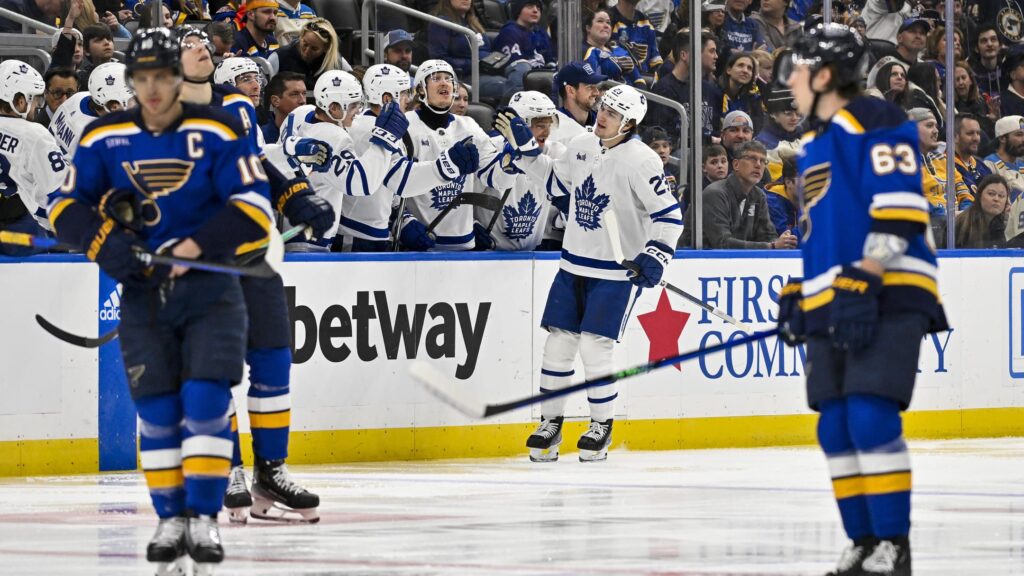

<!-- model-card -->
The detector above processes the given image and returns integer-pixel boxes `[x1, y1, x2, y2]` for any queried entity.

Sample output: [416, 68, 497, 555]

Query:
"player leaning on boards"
[776, 24, 948, 576]
[49, 61, 134, 157]
[47, 28, 277, 575]
[497, 84, 683, 462]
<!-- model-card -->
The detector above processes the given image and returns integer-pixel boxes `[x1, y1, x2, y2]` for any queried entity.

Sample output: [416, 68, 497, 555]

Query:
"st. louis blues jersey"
[49, 103, 273, 256]
[797, 97, 942, 334]
[0, 116, 69, 230]
[520, 132, 683, 280]
[49, 92, 99, 157]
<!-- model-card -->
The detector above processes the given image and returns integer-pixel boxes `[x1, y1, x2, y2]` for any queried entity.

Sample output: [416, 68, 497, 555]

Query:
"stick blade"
[35, 314, 118, 348]
[604, 209, 626, 264]
[408, 361, 486, 419]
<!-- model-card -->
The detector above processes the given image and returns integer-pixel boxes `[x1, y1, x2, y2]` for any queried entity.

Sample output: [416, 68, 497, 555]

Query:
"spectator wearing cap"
[428, 0, 506, 103]
[0, 0, 61, 33]
[642, 127, 679, 195]
[850, 16, 867, 38]
[77, 24, 116, 89]
[231, 0, 281, 59]
[649, 31, 721, 144]
[720, 110, 753, 159]
[750, 0, 800, 52]
[261, 71, 307, 144]
[494, 0, 556, 96]
[269, 17, 349, 88]
[893, 18, 930, 69]
[1000, 47, 1024, 119]
[954, 114, 993, 197]
[970, 25, 1003, 102]
[681, 140, 797, 249]
[911, 107, 972, 217]
[756, 88, 802, 151]
[717, 52, 765, 135]
[607, 0, 663, 77]
[383, 29, 415, 73]
[722, 0, 766, 53]
[549, 62, 605, 144]
[584, 9, 645, 87]
[861, 0, 913, 43]
[983, 115, 1024, 205]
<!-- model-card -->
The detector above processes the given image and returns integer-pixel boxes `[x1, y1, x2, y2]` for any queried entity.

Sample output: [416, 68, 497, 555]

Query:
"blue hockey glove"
[777, 278, 806, 347]
[282, 136, 332, 172]
[399, 216, 435, 251]
[627, 242, 672, 288]
[472, 222, 495, 251]
[494, 109, 540, 157]
[370, 101, 409, 153]
[829, 265, 882, 351]
[436, 137, 479, 180]
[276, 178, 336, 239]
[550, 193, 570, 217]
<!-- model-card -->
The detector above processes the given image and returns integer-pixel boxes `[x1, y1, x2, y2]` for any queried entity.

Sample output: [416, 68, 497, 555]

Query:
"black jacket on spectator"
[49, 31, 77, 73]
[681, 173, 776, 249]
[272, 40, 325, 90]
[1001, 87, 1024, 118]
[970, 55, 1002, 99]
[648, 71, 720, 145]
[0, 0, 51, 33]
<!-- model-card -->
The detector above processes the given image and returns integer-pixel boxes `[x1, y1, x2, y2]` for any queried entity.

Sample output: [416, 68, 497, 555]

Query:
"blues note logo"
[574, 175, 609, 231]
[503, 191, 542, 240]
[430, 176, 466, 211]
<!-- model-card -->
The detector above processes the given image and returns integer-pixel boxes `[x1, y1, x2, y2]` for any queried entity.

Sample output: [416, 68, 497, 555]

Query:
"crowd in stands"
[1, 0, 1023, 251]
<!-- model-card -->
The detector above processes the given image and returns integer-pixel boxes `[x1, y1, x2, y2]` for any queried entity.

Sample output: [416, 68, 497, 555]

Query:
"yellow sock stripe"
[862, 471, 912, 495]
[832, 475, 865, 500]
[144, 468, 184, 490]
[182, 456, 232, 477]
[249, 410, 291, 429]
[230, 414, 239, 433]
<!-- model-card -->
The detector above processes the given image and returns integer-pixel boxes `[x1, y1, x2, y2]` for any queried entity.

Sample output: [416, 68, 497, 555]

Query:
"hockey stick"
[485, 188, 513, 234]
[35, 314, 118, 348]
[410, 328, 779, 418]
[424, 193, 506, 236]
[604, 210, 753, 334]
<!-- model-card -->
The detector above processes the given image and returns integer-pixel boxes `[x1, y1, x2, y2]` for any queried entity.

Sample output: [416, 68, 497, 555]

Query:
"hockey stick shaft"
[35, 314, 118, 348]
[425, 193, 504, 235]
[485, 189, 512, 233]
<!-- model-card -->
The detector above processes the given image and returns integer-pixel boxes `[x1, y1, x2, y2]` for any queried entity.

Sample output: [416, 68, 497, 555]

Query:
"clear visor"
[425, 72, 455, 89]
[236, 71, 266, 89]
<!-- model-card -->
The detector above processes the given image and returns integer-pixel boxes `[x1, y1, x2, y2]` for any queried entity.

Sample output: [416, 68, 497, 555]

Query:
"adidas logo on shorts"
[99, 284, 122, 322]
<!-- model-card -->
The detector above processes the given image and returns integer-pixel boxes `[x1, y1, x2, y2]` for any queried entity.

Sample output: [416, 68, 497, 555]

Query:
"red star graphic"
[637, 288, 691, 371]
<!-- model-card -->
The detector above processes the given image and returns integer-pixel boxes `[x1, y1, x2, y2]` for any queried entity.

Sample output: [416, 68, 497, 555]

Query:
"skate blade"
[153, 558, 188, 576]
[225, 506, 249, 525]
[578, 447, 609, 462]
[251, 495, 320, 523]
[528, 446, 560, 462]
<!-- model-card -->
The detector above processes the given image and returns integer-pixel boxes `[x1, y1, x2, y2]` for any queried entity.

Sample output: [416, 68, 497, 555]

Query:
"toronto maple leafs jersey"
[0, 115, 69, 230]
[404, 110, 516, 250]
[49, 103, 273, 255]
[48, 92, 99, 157]
[478, 134, 558, 250]
[797, 97, 942, 335]
[521, 132, 683, 280]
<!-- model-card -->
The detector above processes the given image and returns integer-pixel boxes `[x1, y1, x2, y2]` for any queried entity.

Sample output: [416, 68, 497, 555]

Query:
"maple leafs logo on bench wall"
[574, 175, 609, 231]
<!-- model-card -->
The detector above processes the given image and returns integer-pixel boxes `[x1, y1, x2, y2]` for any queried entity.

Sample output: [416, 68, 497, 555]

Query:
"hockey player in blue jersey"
[776, 24, 948, 576]
[178, 26, 336, 524]
[47, 27, 275, 574]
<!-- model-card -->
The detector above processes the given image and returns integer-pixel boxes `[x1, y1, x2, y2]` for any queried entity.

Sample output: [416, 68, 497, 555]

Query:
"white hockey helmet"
[413, 59, 457, 114]
[0, 60, 44, 119]
[508, 90, 557, 123]
[314, 70, 363, 122]
[88, 62, 133, 112]
[599, 84, 647, 137]
[363, 64, 411, 107]
[214, 57, 265, 88]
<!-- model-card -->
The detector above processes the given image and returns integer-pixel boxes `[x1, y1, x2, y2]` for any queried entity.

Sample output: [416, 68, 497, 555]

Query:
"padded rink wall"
[1, 251, 1023, 477]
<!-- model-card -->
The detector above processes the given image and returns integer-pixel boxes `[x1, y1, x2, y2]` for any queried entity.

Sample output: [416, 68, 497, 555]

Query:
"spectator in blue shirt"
[494, 0, 556, 96]
[428, 0, 506, 102]
[722, 0, 766, 53]
[608, 0, 663, 77]
[582, 9, 644, 87]
[755, 88, 801, 151]
[717, 52, 765, 135]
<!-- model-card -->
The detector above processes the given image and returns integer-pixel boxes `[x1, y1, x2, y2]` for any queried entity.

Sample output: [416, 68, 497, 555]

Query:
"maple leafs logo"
[429, 176, 466, 211]
[502, 191, 542, 240]
[573, 175, 609, 231]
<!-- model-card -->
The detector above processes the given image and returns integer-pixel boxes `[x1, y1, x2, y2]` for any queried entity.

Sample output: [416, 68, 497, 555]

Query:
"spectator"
[383, 29, 415, 73]
[1000, 47, 1024, 118]
[260, 70, 306, 144]
[983, 115, 1024, 204]
[720, 110, 753, 159]
[494, 0, 556, 96]
[721, 0, 765, 53]
[953, 61, 995, 137]
[955, 174, 1009, 248]
[548, 61, 605, 143]
[861, 0, 912, 42]
[0, 0, 62, 33]
[871, 58, 913, 109]
[33, 67, 78, 129]
[50, 24, 85, 73]
[970, 25, 1002, 102]
[954, 113, 993, 196]
[452, 83, 470, 115]
[750, 0, 800, 52]
[907, 62, 945, 129]
[750, 49, 773, 85]
[911, 108, 972, 216]
[72, 0, 132, 39]
[923, 26, 963, 85]
[973, 0, 1024, 47]
[764, 151, 799, 241]
[136, 0, 173, 29]
[893, 18, 930, 68]
[274, 0, 317, 44]
[849, 15, 867, 39]
[649, 31, 720, 144]
[208, 20, 236, 59]
[717, 52, 764, 134]
[231, 0, 280, 59]
[583, 10, 644, 87]
[428, 0, 506, 102]
[607, 0, 663, 76]
[269, 17, 348, 88]
[682, 140, 797, 249]
[77, 24, 116, 88]
[642, 127, 679, 194]
[756, 88, 801, 151]
[703, 144, 729, 184]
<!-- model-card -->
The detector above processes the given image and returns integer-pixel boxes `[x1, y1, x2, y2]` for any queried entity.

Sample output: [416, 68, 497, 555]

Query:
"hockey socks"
[538, 328, 580, 418]
[181, 379, 233, 516]
[138, 394, 185, 519]
[246, 347, 292, 461]
[580, 333, 616, 422]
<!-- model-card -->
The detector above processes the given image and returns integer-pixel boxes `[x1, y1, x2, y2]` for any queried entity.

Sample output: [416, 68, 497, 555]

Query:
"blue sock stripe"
[541, 368, 574, 377]
[588, 392, 618, 404]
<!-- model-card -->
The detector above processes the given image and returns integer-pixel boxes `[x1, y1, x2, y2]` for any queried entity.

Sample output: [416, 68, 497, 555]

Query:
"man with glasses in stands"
[34, 67, 78, 129]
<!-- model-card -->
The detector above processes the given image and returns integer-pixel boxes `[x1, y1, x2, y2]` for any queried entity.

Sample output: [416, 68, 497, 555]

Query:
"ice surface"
[0, 438, 1021, 575]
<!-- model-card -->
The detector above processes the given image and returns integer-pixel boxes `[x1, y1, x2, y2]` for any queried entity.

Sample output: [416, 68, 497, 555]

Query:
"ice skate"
[251, 459, 320, 523]
[825, 537, 877, 576]
[223, 465, 252, 524]
[147, 516, 187, 576]
[185, 513, 223, 575]
[860, 538, 911, 576]
[526, 416, 564, 462]
[577, 419, 613, 462]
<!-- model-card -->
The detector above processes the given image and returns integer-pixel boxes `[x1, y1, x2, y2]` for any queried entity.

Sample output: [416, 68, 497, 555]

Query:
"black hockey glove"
[829, 265, 882, 352]
[85, 218, 167, 288]
[777, 278, 806, 347]
[276, 178, 335, 239]
[98, 188, 144, 232]
[472, 222, 495, 251]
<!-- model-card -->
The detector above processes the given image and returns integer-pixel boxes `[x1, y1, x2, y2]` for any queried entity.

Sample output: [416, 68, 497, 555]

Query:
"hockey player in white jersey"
[338, 63, 481, 251]
[479, 90, 560, 251]
[498, 84, 683, 462]
[400, 60, 518, 251]
[0, 59, 70, 254]
[214, 57, 265, 108]
[48, 61, 133, 157]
